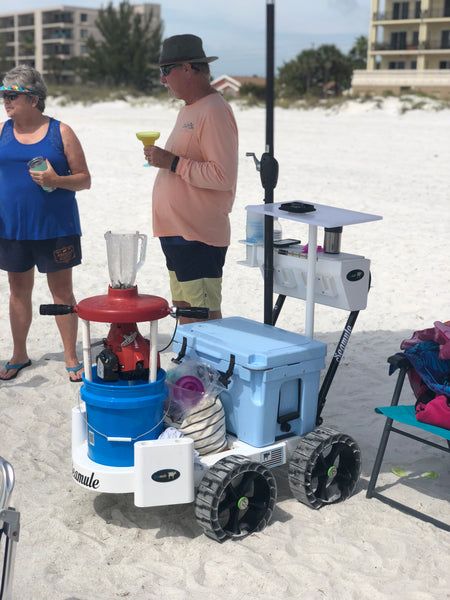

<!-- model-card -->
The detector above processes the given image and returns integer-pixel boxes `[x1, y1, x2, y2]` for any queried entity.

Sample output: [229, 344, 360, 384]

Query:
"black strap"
[172, 336, 187, 364]
[218, 354, 235, 388]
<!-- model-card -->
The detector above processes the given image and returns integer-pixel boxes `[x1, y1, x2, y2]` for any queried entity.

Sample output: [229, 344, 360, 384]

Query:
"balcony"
[42, 11, 74, 25]
[420, 9, 450, 19]
[18, 14, 34, 27]
[372, 42, 417, 51]
[419, 41, 450, 50]
[43, 28, 73, 40]
[373, 10, 450, 21]
[1, 47, 15, 58]
[372, 42, 450, 52]
[42, 43, 73, 57]
[0, 32, 15, 43]
[0, 17, 14, 29]
[18, 46, 35, 57]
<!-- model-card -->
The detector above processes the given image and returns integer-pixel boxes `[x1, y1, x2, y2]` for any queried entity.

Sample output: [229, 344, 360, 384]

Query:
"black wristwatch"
[170, 155, 180, 173]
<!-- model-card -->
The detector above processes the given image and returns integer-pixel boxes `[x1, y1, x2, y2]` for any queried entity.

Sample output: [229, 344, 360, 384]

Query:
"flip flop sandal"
[66, 362, 83, 383]
[0, 359, 32, 381]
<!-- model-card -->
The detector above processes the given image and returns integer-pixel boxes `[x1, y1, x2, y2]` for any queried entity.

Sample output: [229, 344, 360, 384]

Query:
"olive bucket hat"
[159, 34, 218, 66]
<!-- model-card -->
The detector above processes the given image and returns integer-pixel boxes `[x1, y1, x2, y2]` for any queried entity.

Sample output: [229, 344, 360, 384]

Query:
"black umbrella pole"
[263, 0, 275, 325]
[265, 0, 275, 152]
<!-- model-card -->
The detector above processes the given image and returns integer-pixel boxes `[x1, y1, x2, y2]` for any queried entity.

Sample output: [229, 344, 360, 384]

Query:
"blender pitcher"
[104, 231, 147, 288]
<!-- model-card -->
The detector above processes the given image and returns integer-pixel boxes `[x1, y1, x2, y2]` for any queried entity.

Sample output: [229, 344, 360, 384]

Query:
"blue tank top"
[0, 117, 81, 240]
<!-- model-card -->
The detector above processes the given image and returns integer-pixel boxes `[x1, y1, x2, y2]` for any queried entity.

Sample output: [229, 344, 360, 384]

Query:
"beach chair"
[0, 457, 20, 600]
[366, 353, 450, 532]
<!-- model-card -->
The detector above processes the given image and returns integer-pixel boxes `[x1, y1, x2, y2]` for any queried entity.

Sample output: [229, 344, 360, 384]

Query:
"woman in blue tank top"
[0, 65, 91, 382]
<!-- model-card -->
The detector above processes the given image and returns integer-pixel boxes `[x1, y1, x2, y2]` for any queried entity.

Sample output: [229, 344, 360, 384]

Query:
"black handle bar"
[175, 307, 209, 319]
[39, 304, 75, 316]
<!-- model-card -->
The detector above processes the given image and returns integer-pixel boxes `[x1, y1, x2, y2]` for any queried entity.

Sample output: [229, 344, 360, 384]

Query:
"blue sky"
[12, 0, 370, 75]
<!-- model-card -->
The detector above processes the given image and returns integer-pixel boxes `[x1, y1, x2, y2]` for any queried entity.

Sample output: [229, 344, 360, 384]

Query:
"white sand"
[1, 98, 449, 599]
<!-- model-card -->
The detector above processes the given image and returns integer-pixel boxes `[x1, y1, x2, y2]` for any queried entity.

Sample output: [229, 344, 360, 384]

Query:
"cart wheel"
[288, 426, 361, 509]
[194, 455, 277, 542]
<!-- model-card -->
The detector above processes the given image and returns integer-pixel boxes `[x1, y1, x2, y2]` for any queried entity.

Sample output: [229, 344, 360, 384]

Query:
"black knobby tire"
[194, 455, 277, 542]
[288, 426, 361, 509]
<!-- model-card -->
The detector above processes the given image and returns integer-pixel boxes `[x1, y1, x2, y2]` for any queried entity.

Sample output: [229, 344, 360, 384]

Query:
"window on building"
[393, 2, 409, 19]
[18, 14, 34, 27]
[411, 31, 419, 47]
[415, 1, 421, 18]
[80, 13, 88, 22]
[439, 60, 450, 69]
[389, 61, 406, 69]
[80, 29, 88, 39]
[445, 0, 450, 18]
[442, 31, 450, 49]
[410, 60, 417, 69]
[391, 31, 407, 50]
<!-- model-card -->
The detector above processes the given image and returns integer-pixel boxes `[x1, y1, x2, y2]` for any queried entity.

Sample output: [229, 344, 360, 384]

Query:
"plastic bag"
[164, 359, 227, 455]
[165, 358, 225, 422]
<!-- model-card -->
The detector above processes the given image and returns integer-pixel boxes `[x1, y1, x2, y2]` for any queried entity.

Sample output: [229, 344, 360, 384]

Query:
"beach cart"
[40, 2, 382, 542]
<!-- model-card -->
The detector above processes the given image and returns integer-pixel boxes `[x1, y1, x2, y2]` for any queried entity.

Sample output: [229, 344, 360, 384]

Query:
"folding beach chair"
[0, 457, 20, 600]
[366, 353, 450, 532]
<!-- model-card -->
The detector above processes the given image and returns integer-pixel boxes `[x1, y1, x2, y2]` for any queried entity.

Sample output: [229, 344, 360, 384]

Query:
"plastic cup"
[27, 156, 55, 192]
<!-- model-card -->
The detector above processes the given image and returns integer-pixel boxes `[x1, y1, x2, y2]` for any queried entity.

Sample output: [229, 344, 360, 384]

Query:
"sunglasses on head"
[2, 92, 21, 101]
[160, 63, 182, 77]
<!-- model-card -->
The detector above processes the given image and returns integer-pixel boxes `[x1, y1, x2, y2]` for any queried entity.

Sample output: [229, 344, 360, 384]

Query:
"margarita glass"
[136, 131, 160, 167]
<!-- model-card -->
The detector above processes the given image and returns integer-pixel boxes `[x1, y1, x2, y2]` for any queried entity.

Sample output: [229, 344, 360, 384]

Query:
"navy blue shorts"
[0, 235, 82, 273]
[160, 236, 227, 282]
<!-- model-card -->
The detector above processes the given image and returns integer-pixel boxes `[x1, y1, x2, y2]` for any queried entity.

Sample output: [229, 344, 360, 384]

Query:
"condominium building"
[352, 0, 450, 97]
[0, 4, 161, 83]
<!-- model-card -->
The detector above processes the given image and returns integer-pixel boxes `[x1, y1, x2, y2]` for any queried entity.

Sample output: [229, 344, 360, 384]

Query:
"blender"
[40, 230, 208, 383]
[39, 230, 208, 468]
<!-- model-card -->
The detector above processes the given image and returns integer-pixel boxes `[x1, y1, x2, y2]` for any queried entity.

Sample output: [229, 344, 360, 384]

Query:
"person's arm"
[145, 102, 238, 191]
[29, 122, 91, 192]
[176, 104, 238, 191]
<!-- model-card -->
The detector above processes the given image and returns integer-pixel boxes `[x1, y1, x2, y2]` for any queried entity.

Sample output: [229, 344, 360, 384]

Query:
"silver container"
[323, 227, 342, 254]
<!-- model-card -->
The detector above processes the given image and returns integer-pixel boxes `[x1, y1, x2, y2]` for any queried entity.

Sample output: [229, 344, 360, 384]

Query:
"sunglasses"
[2, 93, 21, 101]
[160, 63, 181, 77]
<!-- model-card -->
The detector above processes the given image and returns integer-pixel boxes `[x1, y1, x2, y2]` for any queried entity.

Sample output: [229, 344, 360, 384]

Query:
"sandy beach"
[1, 97, 449, 599]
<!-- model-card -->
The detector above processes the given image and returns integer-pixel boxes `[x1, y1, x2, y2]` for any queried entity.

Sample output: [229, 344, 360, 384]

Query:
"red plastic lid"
[76, 286, 170, 323]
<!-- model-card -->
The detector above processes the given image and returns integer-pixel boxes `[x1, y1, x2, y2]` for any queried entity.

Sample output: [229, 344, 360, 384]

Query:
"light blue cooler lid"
[173, 317, 326, 370]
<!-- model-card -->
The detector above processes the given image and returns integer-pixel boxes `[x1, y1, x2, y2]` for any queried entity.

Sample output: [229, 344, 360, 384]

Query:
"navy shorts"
[159, 236, 227, 282]
[0, 235, 82, 273]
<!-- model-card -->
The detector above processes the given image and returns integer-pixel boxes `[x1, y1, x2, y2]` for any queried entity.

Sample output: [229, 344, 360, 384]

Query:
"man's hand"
[144, 145, 175, 169]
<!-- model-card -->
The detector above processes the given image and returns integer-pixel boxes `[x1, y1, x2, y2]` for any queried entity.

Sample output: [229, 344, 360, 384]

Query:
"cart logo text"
[151, 469, 180, 483]
[333, 325, 352, 362]
[72, 468, 100, 489]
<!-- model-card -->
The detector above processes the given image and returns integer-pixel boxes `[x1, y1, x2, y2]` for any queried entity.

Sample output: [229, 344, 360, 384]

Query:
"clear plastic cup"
[27, 156, 55, 192]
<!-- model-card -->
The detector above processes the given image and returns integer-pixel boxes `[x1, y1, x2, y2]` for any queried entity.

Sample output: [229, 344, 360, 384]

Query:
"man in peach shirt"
[145, 34, 238, 323]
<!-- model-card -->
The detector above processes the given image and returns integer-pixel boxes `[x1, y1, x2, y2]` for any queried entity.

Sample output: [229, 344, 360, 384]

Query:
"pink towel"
[416, 395, 450, 430]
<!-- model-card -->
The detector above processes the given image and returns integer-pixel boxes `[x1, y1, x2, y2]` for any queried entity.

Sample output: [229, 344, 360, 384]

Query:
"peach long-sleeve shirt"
[152, 92, 238, 247]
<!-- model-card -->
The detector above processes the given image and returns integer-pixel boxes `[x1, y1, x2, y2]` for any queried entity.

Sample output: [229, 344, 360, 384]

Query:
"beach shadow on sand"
[92, 487, 293, 540]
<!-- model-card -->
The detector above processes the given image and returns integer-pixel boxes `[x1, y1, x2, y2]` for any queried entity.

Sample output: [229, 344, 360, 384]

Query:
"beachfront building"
[352, 0, 450, 97]
[212, 75, 266, 97]
[0, 3, 161, 83]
